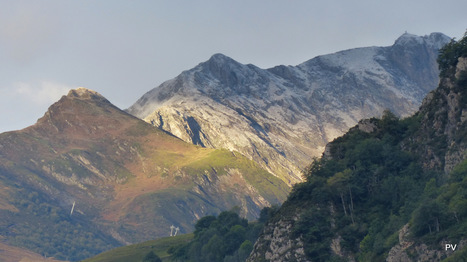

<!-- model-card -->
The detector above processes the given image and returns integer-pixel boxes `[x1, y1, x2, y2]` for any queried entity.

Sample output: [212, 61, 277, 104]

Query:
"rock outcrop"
[411, 56, 467, 173]
[247, 215, 307, 262]
[386, 224, 467, 262]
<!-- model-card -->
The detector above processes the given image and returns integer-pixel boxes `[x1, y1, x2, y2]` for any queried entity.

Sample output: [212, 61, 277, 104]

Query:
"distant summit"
[205, 53, 237, 64]
[29, 87, 122, 136]
[393, 32, 450, 49]
[67, 87, 106, 100]
[128, 32, 451, 185]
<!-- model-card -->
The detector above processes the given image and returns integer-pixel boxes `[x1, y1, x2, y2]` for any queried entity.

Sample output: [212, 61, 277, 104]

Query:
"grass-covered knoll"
[112, 189, 225, 242]
[81, 234, 193, 262]
[183, 149, 290, 203]
[101, 146, 289, 243]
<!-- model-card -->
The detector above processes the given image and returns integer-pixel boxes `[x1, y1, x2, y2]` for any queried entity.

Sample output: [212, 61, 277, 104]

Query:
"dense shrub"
[169, 207, 276, 262]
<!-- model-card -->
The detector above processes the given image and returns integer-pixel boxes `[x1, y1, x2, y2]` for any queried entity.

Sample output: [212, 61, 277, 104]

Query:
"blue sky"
[1, 0, 466, 133]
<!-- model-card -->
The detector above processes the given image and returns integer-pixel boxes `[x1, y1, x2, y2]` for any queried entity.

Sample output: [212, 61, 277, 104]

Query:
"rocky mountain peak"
[427, 32, 453, 49]
[66, 87, 108, 102]
[205, 53, 236, 65]
[29, 87, 124, 137]
[393, 32, 451, 49]
[394, 32, 425, 46]
[197, 53, 241, 72]
[197, 53, 249, 83]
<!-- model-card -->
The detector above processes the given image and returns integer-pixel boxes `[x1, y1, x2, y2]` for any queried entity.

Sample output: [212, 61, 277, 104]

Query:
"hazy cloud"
[0, 80, 72, 132]
[12, 81, 72, 106]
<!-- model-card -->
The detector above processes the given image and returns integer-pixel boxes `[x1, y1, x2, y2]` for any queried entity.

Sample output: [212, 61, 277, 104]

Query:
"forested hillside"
[248, 32, 467, 262]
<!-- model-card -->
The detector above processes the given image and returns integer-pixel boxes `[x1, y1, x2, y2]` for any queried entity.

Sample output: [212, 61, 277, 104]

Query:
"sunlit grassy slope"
[81, 234, 193, 262]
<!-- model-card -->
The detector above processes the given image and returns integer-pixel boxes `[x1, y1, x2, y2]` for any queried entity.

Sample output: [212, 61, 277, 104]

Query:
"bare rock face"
[387, 224, 467, 262]
[413, 56, 467, 173]
[247, 216, 308, 262]
[128, 33, 450, 185]
[386, 224, 413, 262]
[444, 57, 467, 172]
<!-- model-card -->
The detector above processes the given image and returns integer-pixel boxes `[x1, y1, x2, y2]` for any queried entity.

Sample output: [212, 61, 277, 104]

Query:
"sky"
[0, 0, 466, 133]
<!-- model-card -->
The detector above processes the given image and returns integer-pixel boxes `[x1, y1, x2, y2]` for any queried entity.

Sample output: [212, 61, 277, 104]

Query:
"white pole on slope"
[170, 225, 175, 236]
[70, 201, 75, 216]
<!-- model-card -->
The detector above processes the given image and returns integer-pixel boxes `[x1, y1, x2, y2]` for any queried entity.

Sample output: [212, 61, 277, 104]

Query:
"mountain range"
[0, 32, 453, 261]
[128, 32, 450, 185]
[81, 33, 467, 262]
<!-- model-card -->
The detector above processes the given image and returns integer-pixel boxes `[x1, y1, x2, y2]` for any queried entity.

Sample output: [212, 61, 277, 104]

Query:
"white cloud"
[12, 81, 73, 106]
[0, 81, 74, 132]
